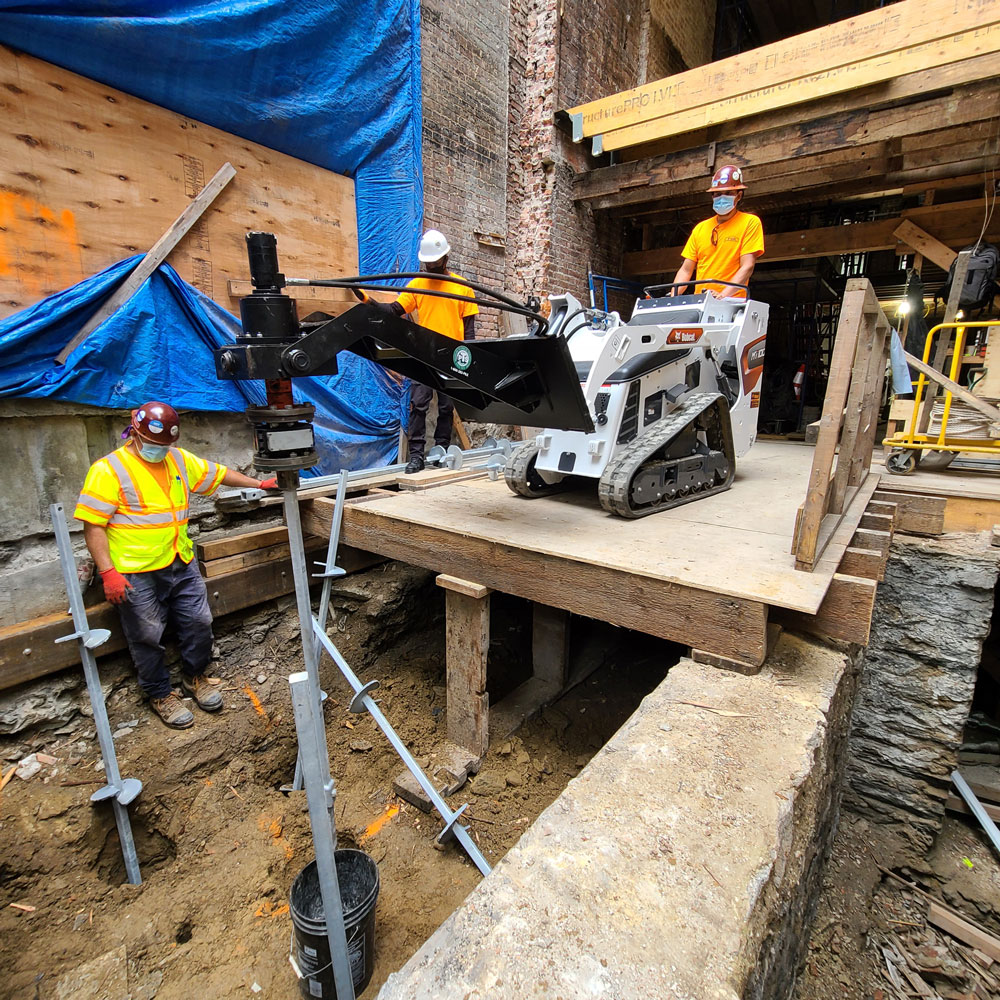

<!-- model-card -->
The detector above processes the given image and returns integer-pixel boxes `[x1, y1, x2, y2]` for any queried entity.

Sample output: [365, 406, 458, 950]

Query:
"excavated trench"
[0, 560, 681, 998]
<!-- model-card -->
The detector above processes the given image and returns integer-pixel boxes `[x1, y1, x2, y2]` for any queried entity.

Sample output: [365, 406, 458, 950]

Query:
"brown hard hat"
[131, 401, 180, 445]
[706, 164, 747, 193]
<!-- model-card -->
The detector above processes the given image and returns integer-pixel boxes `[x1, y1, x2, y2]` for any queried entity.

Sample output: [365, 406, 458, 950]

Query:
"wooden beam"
[871, 490, 946, 534]
[55, 162, 237, 364]
[304, 498, 771, 666]
[439, 582, 490, 756]
[436, 574, 491, 600]
[0, 542, 382, 691]
[532, 604, 570, 689]
[565, 1, 1000, 153]
[927, 902, 1000, 963]
[905, 346, 1000, 428]
[893, 220, 957, 272]
[838, 546, 884, 580]
[624, 205, 998, 275]
[574, 85, 1000, 210]
[775, 573, 878, 646]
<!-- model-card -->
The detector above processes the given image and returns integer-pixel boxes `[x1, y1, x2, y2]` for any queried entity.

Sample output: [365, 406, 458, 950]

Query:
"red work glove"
[259, 477, 279, 490]
[100, 568, 133, 604]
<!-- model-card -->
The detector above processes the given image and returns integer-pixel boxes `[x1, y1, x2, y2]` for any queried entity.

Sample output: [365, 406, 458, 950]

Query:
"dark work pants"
[116, 556, 214, 699]
[408, 382, 454, 459]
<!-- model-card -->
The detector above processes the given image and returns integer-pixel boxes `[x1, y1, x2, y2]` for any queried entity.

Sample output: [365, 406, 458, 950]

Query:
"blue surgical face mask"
[138, 443, 169, 463]
[713, 195, 736, 215]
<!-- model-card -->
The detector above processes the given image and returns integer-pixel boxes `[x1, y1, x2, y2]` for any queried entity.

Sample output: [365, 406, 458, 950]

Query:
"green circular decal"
[452, 345, 472, 371]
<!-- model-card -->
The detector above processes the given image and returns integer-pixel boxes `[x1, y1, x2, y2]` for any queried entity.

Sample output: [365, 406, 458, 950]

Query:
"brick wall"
[420, 0, 509, 334]
[421, 0, 717, 328]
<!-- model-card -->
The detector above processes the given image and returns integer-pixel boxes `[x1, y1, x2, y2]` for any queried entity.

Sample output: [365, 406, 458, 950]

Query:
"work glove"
[100, 568, 133, 604]
[351, 287, 370, 303]
[259, 477, 279, 490]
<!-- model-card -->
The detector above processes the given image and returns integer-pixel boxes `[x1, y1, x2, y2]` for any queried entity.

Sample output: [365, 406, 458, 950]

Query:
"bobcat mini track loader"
[504, 281, 769, 518]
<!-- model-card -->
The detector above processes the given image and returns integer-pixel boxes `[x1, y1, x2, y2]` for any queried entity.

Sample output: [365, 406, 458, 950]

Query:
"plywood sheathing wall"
[0, 46, 358, 323]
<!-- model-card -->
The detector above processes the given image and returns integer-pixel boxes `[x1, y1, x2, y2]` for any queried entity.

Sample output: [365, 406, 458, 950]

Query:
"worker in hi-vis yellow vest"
[75, 401, 269, 729]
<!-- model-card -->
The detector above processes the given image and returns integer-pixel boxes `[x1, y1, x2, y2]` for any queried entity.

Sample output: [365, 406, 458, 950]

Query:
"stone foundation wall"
[0, 400, 256, 626]
[378, 633, 861, 1000]
[845, 532, 1000, 865]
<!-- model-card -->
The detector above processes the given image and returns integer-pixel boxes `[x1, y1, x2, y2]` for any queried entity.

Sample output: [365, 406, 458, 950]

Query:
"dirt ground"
[0, 562, 674, 999]
[794, 810, 1000, 1000]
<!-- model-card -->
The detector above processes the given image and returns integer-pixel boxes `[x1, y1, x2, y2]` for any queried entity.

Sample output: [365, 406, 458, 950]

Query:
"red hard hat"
[131, 401, 180, 444]
[707, 164, 747, 193]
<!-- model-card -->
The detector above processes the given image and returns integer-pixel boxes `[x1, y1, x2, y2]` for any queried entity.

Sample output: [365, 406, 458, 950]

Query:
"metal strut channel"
[50, 504, 142, 885]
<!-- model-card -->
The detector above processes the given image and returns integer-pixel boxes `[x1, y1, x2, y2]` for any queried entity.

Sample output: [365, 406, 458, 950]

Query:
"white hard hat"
[418, 229, 451, 263]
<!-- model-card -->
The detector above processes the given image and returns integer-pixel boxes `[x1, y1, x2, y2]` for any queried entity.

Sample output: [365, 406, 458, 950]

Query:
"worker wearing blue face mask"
[75, 401, 274, 729]
[671, 165, 764, 299]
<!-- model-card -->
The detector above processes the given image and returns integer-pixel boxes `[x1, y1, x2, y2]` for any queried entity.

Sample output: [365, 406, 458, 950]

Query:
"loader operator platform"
[671, 165, 764, 299]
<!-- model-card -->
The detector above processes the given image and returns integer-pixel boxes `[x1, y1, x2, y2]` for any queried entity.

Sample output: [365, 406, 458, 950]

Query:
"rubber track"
[597, 393, 734, 519]
[504, 441, 573, 498]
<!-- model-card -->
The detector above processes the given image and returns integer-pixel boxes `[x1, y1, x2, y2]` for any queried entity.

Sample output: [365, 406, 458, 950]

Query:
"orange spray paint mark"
[254, 901, 290, 920]
[243, 684, 270, 727]
[258, 814, 294, 861]
[0, 191, 82, 301]
[361, 805, 400, 841]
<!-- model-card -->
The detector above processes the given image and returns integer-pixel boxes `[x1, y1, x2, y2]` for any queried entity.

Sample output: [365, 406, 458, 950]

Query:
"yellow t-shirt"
[397, 272, 479, 341]
[681, 211, 764, 298]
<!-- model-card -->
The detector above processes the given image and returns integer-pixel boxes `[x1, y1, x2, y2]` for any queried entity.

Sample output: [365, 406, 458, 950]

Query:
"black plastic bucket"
[289, 849, 380, 999]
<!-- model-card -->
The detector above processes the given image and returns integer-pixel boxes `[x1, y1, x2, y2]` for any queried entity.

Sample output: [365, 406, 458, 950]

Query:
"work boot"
[404, 456, 425, 474]
[150, 693, 194, 729]
[181, 674, 224, 712]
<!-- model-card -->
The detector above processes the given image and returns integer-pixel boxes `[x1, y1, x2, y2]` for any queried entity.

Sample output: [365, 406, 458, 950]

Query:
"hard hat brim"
[706, 183, 747, 193]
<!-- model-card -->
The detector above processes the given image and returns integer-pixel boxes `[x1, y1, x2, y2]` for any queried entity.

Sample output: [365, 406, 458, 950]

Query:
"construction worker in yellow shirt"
[75, 402, 271, 729]
[672, 165, 765, 299]
[359, 229, 478, 473]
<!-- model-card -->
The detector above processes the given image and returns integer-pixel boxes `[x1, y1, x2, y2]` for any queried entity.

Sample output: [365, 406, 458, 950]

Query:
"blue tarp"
[0, 258, 409, 473]
[0, 1, 422, 471]
[0, 1, 424, 273]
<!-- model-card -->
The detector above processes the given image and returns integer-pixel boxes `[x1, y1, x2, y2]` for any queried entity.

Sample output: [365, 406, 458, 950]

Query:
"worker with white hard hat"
[368, 228, 479, 473]
[671, 165, 765, 299]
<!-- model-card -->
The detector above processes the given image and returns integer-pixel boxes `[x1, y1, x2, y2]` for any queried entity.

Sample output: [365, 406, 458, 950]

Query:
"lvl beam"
[574, 81, 999, 212]
[0, 46, 356, 320]
[564, 0, 1000, 153]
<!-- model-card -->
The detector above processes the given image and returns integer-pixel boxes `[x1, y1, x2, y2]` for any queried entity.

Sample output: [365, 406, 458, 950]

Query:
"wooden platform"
[303, 441, 879, 669]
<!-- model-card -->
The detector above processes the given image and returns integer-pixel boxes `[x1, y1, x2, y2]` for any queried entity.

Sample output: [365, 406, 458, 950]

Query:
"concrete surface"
[378, 633, 859, 1000]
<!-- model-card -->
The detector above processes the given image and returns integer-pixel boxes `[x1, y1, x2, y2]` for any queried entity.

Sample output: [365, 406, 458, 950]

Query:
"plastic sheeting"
[0, 1, 424, 273]
[0, 1, 422, 471]
[0, 258, 409, 474]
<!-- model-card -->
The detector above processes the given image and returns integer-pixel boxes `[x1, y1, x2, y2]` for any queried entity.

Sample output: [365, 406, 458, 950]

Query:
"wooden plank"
[858, 512, 895, 533]
[197, 525, 289, 561]
[453, 415, 473, 451]
[55, 161, 236, 364]
[906, 347, 1000, 428]
[839, 546, 884, 581]
[946, 793, 1000, 823]
[893, 220, 957, 272]
[436, 574, 491, 600]
[305, 497, 771, 664]
[850, 315, 892, 487]
[794, 281, 870, 569]
[568, 3, 1000, 152]
[866, 501, 898, 519]
[927, 902, 1000, 964]
[575, 85, 1000, 209]
[0, 47, 356, 320]
[199, 535, 326, 578]
[872, 490, 946, 534]
[917, 252, 972, 434]
[532, 604, 570, 689]
[776, 573, 878, 645]
[445, 589, 490, 756]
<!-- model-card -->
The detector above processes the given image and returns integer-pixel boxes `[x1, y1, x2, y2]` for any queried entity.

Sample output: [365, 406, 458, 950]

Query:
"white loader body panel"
[533, 292, 769, 483]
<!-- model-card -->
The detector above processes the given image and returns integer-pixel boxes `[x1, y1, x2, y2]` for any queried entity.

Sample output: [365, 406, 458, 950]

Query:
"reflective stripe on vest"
[105, 451, 141, 508]
[77, 492, 117, 516]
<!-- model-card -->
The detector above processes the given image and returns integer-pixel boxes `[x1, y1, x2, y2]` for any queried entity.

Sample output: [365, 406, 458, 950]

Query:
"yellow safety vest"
[75, 445, 227, 573]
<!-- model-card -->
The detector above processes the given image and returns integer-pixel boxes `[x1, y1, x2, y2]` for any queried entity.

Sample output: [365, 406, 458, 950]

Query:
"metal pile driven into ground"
[50, 503, 142, 885]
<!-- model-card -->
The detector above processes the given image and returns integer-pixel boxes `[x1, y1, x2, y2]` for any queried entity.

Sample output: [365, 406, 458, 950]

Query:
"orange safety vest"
[75, 446, 226, 573]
